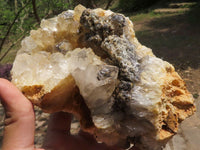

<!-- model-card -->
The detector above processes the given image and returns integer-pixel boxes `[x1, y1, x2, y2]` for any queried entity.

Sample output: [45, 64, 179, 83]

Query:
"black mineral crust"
[101, 35, 140, 82]
[80, 9, 126, 45]
[78, 8, 165, 149]
[79, 8, 141, 113]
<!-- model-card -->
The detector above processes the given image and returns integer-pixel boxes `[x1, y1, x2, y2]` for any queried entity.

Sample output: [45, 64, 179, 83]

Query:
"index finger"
[43, 112, 72, 149]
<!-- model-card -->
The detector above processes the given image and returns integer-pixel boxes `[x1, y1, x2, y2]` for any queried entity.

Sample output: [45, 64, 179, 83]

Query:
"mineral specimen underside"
[11, 5, 195, 150]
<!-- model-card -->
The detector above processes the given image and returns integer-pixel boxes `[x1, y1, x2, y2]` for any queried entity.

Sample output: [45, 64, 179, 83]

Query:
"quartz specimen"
[11, 5, 195, 150]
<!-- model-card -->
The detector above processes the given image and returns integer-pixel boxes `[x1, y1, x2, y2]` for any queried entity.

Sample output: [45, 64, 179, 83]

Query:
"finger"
[78, 130, 96, 143]
[47, 112, 71, 133]
[0, 78, 35, 150]
[129, 146, 141, 150]
[43, 112, 72, 149]
[78, 130, 123, 150]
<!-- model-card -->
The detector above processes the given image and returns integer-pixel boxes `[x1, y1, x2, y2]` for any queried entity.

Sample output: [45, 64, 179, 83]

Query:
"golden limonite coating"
[11, 5, 195, 150]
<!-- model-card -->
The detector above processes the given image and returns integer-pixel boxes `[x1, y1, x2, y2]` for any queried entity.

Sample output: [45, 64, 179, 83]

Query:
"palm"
[42, 112, 122, 150]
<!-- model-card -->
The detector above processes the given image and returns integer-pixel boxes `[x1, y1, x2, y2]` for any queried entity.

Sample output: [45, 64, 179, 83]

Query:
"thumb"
[0, 78, 35, 150]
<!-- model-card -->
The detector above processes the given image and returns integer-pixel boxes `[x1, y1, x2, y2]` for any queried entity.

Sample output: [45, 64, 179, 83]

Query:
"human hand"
[0, 78, 125, 150]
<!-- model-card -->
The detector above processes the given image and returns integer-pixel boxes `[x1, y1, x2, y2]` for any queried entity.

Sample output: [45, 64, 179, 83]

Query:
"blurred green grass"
[129, 2, 200, 69]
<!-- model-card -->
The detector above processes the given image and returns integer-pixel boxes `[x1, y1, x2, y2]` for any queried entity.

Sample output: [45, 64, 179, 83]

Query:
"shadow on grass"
[135, 3, 200, 70]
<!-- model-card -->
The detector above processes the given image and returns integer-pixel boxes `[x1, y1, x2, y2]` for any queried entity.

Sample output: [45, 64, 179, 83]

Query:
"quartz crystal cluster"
[11, 5, 195, 150]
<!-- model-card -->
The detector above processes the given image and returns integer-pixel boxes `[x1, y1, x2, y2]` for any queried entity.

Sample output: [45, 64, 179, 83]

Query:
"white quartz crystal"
[12, 47, 118, 105]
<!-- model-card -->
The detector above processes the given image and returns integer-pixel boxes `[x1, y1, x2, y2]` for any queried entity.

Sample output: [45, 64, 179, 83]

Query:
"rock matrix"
[11, 5, 195, 150]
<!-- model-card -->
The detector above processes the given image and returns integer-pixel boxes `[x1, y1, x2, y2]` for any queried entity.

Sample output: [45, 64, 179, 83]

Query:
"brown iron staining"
[159, 67, 196, 139]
